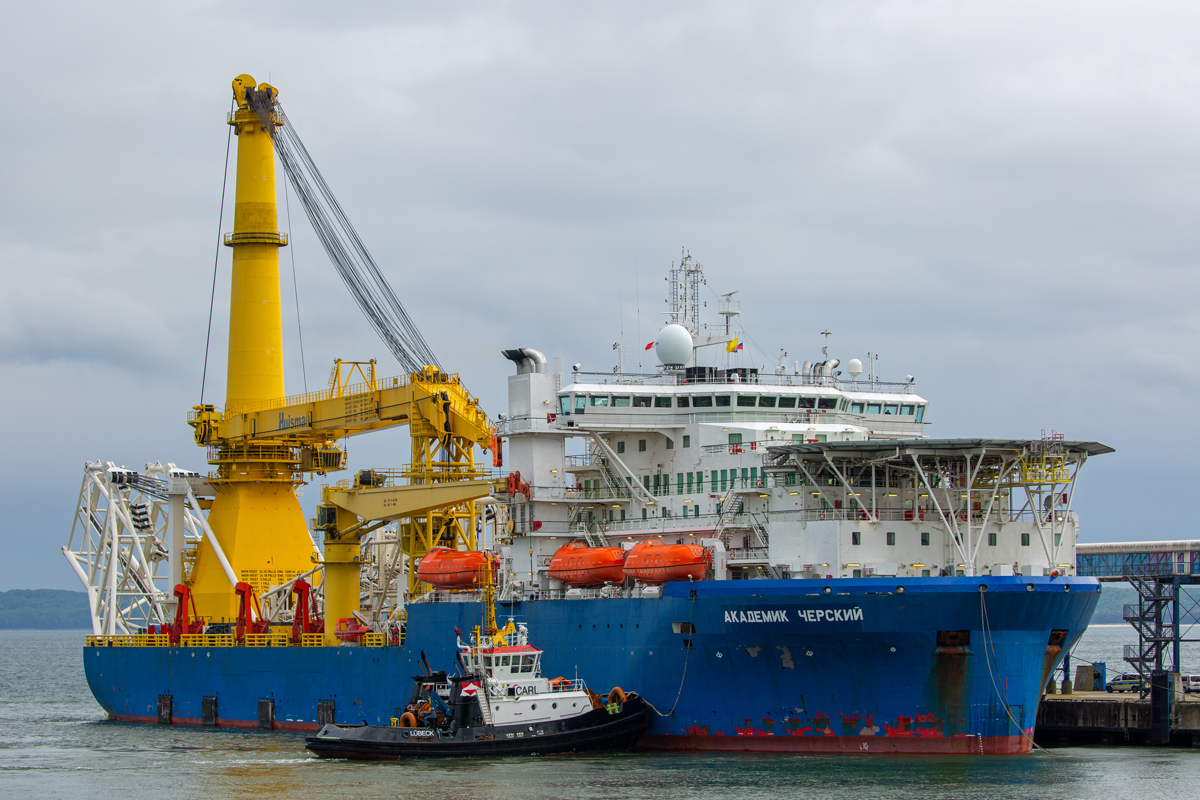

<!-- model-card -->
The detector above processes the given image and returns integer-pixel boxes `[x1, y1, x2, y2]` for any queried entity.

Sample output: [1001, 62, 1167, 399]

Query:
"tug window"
[560, 396, 570, 415]
[589, 395, 609, 407]
[612, 396, 631, 407]
[574, 395, 586, 413]
[778, 396, 797, 408]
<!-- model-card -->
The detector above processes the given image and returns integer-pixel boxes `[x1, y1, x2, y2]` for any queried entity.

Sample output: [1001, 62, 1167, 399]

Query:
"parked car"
[1106, 673, 1147, 693]
[1183, 675, 1200, 694]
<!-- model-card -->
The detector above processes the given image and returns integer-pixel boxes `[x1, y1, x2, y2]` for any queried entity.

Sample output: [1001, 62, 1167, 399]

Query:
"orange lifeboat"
[416, 548, 498, 589]
[622, 540, 711, 584]
[547, 542, 627, 586]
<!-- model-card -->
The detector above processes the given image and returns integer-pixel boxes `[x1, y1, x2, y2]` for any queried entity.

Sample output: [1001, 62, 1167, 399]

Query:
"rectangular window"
[666, 437, 674, 449]
[750, 467, 757, 485]
[796, 397, 816, 409]
[574, 395, 586, 413]
[915, 406, 925, 423]
[677, 396, 690, 408]
[866, 403, 882, 414]
[642, 475, 650, 490]
[617, 441, 625, 454]
[758, 396, 777, 407]
[818, 398, 838, 410]
[900, 404, 914, 415]
[642, 508, 647, 520]
[682, 435, 691, 448]
[638, 439, 647, 452]
[737, 395, 756, 407]
[883, 404, 898, 415]
[852, 531, 861, 546]
[850, 402, 865, 413]
[988, 532, 997, 547]
[677, 473, 684, 493]
[687, 473, 694, 493]
[612, 396, 631, 407]
[692, 396, 713, 407]
[921, 531, 930, 546]
[655, 396, 672, 408]
[728, 433, 742, 444]
[785, 472, 796, 486]
[633, 396, 652, 408]
[653, 474, 660, 494]
[778, 396, 797, 408]
[1054, 533, 1062, 546]
[716, 395, 732, 407]
[922, 569, 931, 577]
[1021, 533, 1030, 547]
[589, 395, 609, 407]
[721, 470, 728, 491]
[886, 531, 895, 546]
[620, 510, 626, 521]
[697, 472, 705, 492]
[559, 396, 570, 415]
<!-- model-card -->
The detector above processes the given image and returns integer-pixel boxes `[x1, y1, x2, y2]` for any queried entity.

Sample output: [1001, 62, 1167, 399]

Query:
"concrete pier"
[1035, 690, 1200, 747]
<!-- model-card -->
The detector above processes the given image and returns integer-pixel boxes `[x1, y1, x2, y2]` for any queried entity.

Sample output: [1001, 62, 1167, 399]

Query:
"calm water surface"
[2, 627, 1198, 800]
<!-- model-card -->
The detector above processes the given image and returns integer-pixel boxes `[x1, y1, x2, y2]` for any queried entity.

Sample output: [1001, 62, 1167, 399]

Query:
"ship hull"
[84, 576, 1098, 754]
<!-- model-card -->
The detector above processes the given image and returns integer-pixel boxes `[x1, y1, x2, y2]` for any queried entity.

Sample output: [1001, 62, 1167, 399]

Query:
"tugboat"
[306, 567, 652, 759]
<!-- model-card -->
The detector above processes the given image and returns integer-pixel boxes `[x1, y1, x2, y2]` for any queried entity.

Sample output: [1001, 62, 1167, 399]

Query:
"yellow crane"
[186, 75, 501, 642]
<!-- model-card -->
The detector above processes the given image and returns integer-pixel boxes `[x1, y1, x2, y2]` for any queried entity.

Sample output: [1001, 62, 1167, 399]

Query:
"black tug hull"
[305, 696, 653, 759]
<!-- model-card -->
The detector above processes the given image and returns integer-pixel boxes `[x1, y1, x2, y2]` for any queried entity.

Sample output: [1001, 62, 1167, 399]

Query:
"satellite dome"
[846, 358, 863, 377]
[655, 324, 693, 367]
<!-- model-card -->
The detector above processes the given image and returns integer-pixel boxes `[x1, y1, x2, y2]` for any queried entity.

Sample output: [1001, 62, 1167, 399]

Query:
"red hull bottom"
[110, 713, 319, 732]
[111, 713, 1029, 753]
[637, 733, 1030, 755]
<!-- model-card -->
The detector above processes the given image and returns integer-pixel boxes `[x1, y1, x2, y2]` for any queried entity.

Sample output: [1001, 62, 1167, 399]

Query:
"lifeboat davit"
[622, 540, 711, 584]
[416, 548, 498, 589]
[547, 542, 627, 586]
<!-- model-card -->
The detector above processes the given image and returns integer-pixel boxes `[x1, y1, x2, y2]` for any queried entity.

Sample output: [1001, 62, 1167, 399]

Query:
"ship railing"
[545, 411, 921, 434]
[548, 678, 588, 693]
[85, 634, 171, 647]
[243, 632, 292, 647]
[566, 371, 916, 392]
[728, 547, 770, 563]
[180, 633, 236, 647]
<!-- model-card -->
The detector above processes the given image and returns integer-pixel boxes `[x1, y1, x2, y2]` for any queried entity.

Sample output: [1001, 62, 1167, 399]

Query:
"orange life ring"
[607, 686, 627, 705]
[399, 711, 417, 727]
[549, 676, 568, 688]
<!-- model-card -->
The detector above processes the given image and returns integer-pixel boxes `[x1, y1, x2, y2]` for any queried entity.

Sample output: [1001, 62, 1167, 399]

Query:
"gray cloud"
[3, 1, 1198, 588]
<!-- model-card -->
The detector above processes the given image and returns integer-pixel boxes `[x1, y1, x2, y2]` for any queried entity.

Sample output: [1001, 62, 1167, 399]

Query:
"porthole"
[552, 702, 558, 709]
[1026, 584, 1035, 592]
[531, 703, 537, 710]
[896, 586, 905, 594]
[823, 586, 832, 595]
[571, 702, 577, 708]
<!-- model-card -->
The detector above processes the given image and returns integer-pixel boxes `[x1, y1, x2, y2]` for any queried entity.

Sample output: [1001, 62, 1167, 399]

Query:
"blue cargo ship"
[68, 78, 1111, 755]
[85, 576, 1098, 753]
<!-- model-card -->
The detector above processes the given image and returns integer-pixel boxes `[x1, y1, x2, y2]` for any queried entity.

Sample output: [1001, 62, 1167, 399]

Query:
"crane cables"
[246, 89, 441, 375]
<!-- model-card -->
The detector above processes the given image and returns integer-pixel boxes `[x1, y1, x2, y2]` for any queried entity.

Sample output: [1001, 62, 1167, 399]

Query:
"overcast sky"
[3, 1, 1198, 590]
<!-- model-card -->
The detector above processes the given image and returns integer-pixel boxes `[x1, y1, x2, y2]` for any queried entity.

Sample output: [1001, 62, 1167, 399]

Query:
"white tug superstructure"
[496, 251, 1108, 593]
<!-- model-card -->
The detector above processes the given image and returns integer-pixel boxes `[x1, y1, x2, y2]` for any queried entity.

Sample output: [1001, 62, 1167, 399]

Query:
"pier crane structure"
[184, 75, 501, 641]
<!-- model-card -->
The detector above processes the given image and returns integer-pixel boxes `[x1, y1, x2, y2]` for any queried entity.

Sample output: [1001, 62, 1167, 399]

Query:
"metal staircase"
[1123, 575, 1176, 695]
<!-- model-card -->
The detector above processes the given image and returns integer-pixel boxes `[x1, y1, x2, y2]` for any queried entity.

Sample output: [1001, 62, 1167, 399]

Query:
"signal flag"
[645, 342, 655, 350]
[726, 337, 740, 353]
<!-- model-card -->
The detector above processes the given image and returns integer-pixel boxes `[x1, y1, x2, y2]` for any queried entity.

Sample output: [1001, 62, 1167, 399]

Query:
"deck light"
[912, 563, 926, 568]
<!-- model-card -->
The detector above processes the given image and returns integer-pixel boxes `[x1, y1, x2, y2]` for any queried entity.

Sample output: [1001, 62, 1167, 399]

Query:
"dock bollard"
[1061, 679, 1073, 695]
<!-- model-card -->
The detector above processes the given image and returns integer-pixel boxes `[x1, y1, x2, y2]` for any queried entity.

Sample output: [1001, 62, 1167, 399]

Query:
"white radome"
[655, 324, 693, 366]
[846, 358, 863, 377]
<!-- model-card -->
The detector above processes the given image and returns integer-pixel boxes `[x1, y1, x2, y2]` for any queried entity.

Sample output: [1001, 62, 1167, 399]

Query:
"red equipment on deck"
[163, 584, 204, 644]
[622, 540, 711, 584]
[291, 578, 324, 643]
[234, 581, 271, 643]
[416, 547, 499, 589]
[547, 542, 627, 586]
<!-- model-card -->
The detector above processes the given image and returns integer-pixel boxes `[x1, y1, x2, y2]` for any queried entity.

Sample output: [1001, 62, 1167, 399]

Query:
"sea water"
[2, 627, 1198, 800]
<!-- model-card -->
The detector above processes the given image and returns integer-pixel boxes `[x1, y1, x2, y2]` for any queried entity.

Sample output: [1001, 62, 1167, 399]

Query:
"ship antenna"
[634, 256, 642, 371]
[820, 329, 832, 357]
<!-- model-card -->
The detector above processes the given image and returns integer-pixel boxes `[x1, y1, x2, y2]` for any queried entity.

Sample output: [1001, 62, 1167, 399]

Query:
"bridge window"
[574, 395, 586, 413]
[818, 398, 838, 410]
[900, 405, 914, 415]
[589, 395, 609, 407]
[633, 396, 652, 408]
[677, 396, 691, 408]
[883, 404, 898, 415]
[716, 395, 732, 407]
[612, 396, 631, 407]
[850, 402, 865, 413]
[759, 396, 777, 407]
[778, 396, 797, 408]
[866, 403, 882, 414]
[560, 396, 570, 415]
[692, 396, 713, 407]
[915, 406, 925, 423]
[737, 395, 756, 407]
[797, 397, 816, 409]
[655, 396, 672, 408]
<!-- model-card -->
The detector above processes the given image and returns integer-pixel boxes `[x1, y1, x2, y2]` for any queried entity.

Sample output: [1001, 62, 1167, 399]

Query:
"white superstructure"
[496, 252, 1112, 593]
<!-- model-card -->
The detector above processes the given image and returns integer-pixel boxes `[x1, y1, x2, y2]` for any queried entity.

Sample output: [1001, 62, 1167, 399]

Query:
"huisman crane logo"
[278, 412, 307, 430]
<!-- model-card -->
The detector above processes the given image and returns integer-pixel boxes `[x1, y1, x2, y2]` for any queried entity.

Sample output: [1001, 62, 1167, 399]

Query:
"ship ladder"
[477, 680, 495, 726]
